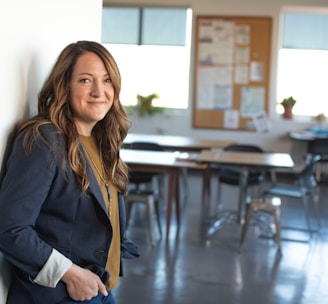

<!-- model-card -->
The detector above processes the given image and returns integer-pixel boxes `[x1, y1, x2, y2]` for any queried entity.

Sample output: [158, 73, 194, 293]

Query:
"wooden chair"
[239, 197, 282, 252]
[125, 142, 164, 246]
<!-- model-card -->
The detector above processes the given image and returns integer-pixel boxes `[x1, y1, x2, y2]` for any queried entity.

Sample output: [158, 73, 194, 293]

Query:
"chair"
[125, 142, 164, 246]
[307, 138, 328, 181]
[239, 197, 282, 252]
[206, 144, 266, 240]
[262, 154, 321, 238]
[214, 144, 266, 219]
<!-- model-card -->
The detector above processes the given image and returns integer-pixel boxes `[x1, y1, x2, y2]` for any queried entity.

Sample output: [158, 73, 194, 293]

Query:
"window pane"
[102, 8, 139, 44]
[142, 8, 187, 46]
[277, 49, 328, 116]
[102, 7, 192, 110]
[277, 8, 328, 117]
[282, 12, 328, 50]
[106, 44, 190, 109]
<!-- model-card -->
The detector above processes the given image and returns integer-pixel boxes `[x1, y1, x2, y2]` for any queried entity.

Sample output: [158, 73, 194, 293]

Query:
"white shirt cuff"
[33, 248, 72, 288]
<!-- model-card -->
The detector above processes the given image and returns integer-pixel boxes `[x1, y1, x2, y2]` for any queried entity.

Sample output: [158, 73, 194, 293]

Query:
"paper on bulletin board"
[235, 64, 248, 84]
[224, 109, 239, 129]
[235, 47, 249, 64]
[250, 61, 263, 82]
[235, 25, 250, 45]
[197, 65, 233, 109]
[240, 87, 265, 118]
[252, 110, 270, 132]
[198, 19, 234, 65]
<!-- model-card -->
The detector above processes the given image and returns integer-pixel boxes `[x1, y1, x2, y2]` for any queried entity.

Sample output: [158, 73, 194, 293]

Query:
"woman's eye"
[80, 78, 90, 83]
[105, 78, 112, 83]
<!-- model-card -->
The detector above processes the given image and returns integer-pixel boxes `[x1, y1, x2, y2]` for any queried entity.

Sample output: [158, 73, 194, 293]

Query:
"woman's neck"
[74, 120, 94, 136]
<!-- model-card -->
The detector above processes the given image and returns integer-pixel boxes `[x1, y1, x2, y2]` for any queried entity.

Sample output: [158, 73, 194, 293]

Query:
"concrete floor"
[114, 171, 328, 304]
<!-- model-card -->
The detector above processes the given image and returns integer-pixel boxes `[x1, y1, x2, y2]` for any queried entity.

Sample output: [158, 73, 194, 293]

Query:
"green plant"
[280, 96, 296, 108]
[127, 93, 166, 117]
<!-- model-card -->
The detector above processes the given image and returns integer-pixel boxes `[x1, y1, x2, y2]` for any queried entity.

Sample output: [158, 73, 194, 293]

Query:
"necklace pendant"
[105, 184, 111, 202]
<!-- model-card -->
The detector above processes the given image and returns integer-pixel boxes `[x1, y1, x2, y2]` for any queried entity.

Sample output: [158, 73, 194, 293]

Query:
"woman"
[0, 41, 139, 304]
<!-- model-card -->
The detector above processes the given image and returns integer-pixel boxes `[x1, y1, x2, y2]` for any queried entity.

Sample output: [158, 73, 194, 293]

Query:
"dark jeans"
[58, 291, 115, 304]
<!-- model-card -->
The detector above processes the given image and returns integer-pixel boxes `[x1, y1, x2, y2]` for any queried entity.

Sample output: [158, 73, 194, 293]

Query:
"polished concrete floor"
[114, 171, 328, 304]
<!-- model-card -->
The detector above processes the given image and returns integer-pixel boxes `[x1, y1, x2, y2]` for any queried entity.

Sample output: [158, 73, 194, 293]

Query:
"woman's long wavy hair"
[18, 41, 130, 194]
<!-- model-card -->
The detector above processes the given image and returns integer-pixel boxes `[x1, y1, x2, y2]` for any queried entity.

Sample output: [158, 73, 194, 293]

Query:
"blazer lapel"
[82, 149, 109, 217]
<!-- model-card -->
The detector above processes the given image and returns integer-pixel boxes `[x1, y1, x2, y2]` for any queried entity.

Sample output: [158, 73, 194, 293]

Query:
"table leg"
[237, 168, 249, 224]
[206, 167, 250, 242]
[165, 169, 180, 238]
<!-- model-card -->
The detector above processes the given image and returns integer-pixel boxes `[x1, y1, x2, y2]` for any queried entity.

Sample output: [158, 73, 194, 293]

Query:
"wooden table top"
[124, 133, 235, 152]
[120, 149, 207, 170]
[178, 150, 294, 169]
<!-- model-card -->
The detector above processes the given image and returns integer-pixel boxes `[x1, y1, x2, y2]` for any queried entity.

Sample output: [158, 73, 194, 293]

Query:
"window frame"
[101, 6, 193, 111]
[276, 6, 328, 118]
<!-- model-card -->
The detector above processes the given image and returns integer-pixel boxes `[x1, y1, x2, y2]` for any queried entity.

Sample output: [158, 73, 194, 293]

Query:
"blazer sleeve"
[0, 129, 59, 278]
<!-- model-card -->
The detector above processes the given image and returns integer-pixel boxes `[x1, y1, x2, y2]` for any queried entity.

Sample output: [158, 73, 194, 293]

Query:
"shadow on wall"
[0, 253, 12, 303]
[26, 50, 44, 118]
[0, 49, 41, 166]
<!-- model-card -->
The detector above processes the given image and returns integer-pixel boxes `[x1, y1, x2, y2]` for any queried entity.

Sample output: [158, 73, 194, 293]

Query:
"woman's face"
[69, 51, 114, 135]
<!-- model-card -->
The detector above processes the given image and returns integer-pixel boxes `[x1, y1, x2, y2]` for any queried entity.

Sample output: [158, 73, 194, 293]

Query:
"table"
[179, 150, 295, 240]
[124, 133, 235, 152]
[290, 129, 328, 180]
[124, 133, 235, 203]
[289, 129, 328, 141]
[121, 149, 208, 238]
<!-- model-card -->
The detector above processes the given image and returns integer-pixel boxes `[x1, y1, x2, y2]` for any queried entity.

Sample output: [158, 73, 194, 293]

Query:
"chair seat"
[219, 168, 263, 186]
[264, 184, 306, 198]
[127, 189, 155, 196]
[239, 197, 282, 252]
[262, 155, 321, 236]
[125, 189, 162, 246]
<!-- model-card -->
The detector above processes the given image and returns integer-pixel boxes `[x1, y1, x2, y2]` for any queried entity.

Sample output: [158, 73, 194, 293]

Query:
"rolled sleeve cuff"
[33, 248, 72, 288]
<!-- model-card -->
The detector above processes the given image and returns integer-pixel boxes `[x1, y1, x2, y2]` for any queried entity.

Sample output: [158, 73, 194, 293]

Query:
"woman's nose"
[91, 81, 102, 97]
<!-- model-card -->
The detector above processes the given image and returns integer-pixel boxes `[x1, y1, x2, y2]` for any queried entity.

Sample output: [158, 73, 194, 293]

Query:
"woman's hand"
[61, 264, 108, 301]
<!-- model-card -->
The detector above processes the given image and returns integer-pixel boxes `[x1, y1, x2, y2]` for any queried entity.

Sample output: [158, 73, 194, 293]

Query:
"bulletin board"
[192, 16, 272, 130]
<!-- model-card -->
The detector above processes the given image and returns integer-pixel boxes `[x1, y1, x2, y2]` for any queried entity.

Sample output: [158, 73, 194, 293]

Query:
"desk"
[125, 133, 235, 152]
[121, 149, 208, 238]
[290, 130, 328, 180]
[289, 129, 328, 141]
[181, 150, 294, 239]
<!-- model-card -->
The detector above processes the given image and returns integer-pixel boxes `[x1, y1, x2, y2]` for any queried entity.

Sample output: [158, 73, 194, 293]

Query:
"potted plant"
[280, 96, 296, 119]
[126, 93, 166, 117]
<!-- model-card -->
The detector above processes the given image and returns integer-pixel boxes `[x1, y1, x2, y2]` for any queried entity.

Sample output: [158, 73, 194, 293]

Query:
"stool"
[125, 190, 162, 246]
[239, 197, 281, 252]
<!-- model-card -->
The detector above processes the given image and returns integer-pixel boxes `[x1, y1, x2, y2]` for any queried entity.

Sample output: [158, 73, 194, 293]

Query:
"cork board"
[192, 16, 272, 130]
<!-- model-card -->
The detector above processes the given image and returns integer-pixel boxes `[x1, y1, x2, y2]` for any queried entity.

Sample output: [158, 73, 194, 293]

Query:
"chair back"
[126, 141, 164, 186]
[308, 138, 328, 160]
[129, 142, 163, 151]
[219, 144, 265, 185]
[298, 154, 321, 189]
[308, 138, 328, 155]
[223, 144, 264, 153]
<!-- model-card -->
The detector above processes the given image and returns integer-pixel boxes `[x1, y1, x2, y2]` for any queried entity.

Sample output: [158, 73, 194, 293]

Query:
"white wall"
[0, 0, 102, 301]
[0, 0, 103, 163]
[105, 0, 328, 168]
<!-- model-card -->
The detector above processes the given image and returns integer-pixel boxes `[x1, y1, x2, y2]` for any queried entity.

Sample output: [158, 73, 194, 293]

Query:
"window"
[102, 7, 192, 109]
[277, 7, 328, 117]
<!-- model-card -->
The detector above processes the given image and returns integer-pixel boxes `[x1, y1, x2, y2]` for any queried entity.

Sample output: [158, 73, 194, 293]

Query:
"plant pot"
[282, 106, 293, 119]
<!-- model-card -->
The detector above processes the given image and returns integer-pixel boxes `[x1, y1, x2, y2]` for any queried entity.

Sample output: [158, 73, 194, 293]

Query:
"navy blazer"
[0, 124, 139, 304]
